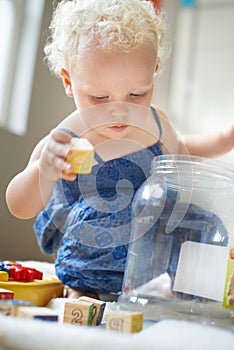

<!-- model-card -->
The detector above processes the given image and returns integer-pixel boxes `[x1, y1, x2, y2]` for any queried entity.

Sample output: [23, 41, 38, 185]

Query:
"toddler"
[6, 0, 234, 299]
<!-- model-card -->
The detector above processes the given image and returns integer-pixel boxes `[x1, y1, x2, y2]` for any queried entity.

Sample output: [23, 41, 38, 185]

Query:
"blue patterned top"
[34, 106, 163, 293]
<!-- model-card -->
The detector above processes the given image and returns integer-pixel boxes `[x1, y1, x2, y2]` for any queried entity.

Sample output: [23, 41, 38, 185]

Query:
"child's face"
[61, 45, 157, 138]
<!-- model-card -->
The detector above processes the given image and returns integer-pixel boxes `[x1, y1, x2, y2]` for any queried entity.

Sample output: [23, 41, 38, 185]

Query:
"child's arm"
[5, 130, 75, 219]
[156, 107, 234, 158]
[182, 123, 234, 158]
[156, 107, 187, 155]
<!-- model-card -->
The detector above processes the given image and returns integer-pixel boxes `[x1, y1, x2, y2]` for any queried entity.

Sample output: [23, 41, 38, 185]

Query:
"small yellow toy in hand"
[66, 138, 94, 174]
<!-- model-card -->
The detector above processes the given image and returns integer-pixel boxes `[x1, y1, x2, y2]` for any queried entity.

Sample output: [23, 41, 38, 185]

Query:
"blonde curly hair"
[44, 0, 168, 77]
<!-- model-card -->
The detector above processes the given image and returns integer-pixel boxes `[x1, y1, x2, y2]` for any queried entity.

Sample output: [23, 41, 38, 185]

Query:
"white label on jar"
[173, 241, 228, 301]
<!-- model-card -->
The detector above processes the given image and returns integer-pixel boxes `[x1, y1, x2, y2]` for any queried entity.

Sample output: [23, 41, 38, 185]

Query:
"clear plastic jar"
[120, 155, 234, 329]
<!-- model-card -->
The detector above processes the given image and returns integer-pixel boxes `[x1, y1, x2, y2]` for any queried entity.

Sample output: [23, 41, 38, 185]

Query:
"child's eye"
[130, 92, 145, 99]
[92, 95, 109, 101]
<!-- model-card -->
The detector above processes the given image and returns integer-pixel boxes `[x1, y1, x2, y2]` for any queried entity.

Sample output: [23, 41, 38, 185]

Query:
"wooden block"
[78, 296, 106, 325]
[0, 300, 35, 316]
[16, 306, 58, 322]
[0, 301, 12, 316]
[63, 299, 94, 326]
[106, 310, 144, 333]
[0, 271, 9, 282]
[0, 288, 14, 300]
[66, 138, 94, 174]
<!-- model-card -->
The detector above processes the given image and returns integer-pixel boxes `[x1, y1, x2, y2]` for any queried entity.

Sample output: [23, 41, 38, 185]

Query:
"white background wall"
[157, 0, 234, 163]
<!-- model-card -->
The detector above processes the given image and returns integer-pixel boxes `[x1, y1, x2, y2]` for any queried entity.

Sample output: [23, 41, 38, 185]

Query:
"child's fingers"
[47, 137, 71, 159]
[40, 150, 76, 182]
[45, 149, 71, 172]
[61, 171, 77, 182]
[39, 129, 77, 181]
[50, 128, 73, 144]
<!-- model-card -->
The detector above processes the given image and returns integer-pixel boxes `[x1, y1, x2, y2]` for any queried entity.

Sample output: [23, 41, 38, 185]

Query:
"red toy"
[8, 266, 43, 282]
[0, 262, 43, 283]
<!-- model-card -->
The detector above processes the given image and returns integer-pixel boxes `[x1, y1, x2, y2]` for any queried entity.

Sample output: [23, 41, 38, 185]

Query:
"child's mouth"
[109, 124, 128, 131]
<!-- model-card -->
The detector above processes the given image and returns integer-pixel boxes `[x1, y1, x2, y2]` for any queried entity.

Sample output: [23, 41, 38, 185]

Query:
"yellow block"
[0, 271, 9, 282]
[66, 138, 94, 174]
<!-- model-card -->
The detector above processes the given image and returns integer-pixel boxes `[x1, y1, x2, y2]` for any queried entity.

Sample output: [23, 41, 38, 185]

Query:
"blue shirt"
[34, 106, 163, 292]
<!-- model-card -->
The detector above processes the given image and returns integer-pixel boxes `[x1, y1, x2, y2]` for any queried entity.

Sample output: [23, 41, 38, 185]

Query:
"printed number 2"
[71, 308, 83, 325]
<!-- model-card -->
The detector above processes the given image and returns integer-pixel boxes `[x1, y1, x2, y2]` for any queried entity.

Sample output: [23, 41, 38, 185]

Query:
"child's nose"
[110, 105, 128, 122]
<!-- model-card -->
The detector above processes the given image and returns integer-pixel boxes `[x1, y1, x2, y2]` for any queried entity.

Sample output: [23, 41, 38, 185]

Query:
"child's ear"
[155, 57, 161, 73]
[60, 68, 73, 97]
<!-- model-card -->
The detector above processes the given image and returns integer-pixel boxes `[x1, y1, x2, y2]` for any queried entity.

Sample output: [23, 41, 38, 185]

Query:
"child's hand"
[39, 129, 76, 181]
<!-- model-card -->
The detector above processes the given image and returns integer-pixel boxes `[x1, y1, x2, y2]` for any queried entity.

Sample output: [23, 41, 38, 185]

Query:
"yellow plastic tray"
[0, 277, 64, 306]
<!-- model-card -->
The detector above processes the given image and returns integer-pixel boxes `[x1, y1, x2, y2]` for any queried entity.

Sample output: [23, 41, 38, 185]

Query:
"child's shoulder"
[56, 110, 86, 137]
[151, 104, 170, 123]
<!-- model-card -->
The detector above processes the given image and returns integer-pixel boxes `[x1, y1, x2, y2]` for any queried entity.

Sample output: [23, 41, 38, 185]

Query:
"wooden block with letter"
[0, 288, 14, 300]
[63, 299, 94, 326]
[16, 306, 58, 322]
[78, 296, 106, 325]
[0, 300, 35, 316]
[106, 310, 144, 333]
[0, 301, 12, 316]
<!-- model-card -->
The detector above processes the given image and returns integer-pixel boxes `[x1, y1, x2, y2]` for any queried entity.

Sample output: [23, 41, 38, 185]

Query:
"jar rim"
[151, 154, 234, 181]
